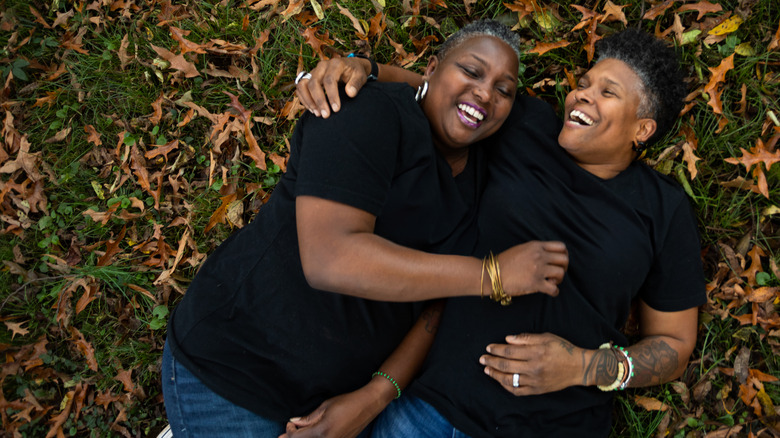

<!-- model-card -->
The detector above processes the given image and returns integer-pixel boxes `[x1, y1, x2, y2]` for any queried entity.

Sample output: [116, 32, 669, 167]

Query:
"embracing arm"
[296, 56, 422, 118]
[297, 195, 568, 301]
[281, 301, 444, 438]
[480, 299, 699, 394]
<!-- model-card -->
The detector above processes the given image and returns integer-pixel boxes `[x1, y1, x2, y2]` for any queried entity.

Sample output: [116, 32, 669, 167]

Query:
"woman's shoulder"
[327, 82, 419, 124]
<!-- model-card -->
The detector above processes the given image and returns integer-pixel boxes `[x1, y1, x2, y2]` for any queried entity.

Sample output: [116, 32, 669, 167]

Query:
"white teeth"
[458, 103, 484, 121]
[570, 109, 594, 126]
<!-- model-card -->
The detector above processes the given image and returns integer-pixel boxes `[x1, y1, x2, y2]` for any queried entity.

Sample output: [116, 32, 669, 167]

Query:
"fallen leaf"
[725, 139, 780, 173]
[634, 395, 669, 411]
[151, 44, 200, 78]
[676, 1, 722, 21]
[769, 20, 780, 51]
[29, 6, 52, 28]
[703, 53, 734, 116]
[601, 0, 627, 25]
[114, 369, 136, 393]
[4, 321, 29, 339]
[84, 125, 102, 146]
[44, 127, 72, 143]
[68, 326, 98, 371]
[118, 33, 132, 69]
[205, 192, 237, 233]
[97, 225, 127, 267]
[169, 26, 208, 54]
[642, 0, 675, 20]
[528, 40, 571, 56]
[149, 93, 164, 125]
[301, 26, 335, 59]
[682, 142, 701, 179]
[336, 3, 367, 38]
[708, 15, 743, 36]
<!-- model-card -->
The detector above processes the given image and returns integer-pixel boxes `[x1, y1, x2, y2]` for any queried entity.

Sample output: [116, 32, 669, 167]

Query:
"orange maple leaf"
[642, 0, 675, 20]
[528, 40, 571, 56]
[600, 0, 627, 25]
[584, 19, 603, 63]
[33, 90, 58, 109]
[169, 26, 208, 54]
[703, 53, 734, 115]
[676, 1, 722, 21]
[724, 138, 780, 173]
[682, 142, 701, 179]
[145, 139, 180, 161]
[84, 124, 102, 146]
[250, 29, 271, 56]
[368, 11, 387, 40]
[114, 368, 136, 393]
[301, 27, 335, 60]
[205, 192, 238, 233]
[504, 0, 541, 22]
[571, 5, 598, 31]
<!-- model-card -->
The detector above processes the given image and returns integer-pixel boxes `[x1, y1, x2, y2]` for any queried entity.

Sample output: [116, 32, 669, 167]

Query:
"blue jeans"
[161, 340, 285, 437]
[372, 394, 472, 438]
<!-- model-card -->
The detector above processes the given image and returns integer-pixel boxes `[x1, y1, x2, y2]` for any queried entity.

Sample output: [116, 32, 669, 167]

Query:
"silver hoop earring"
[415, 80, 429, 102]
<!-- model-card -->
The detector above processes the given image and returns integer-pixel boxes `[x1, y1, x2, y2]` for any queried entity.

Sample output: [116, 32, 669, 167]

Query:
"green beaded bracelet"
[372, 371, 401, 399]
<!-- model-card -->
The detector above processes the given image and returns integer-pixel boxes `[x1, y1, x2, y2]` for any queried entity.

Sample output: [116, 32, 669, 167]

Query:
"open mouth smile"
[457, 103, 486, 128]
[569, 109, 594, 126]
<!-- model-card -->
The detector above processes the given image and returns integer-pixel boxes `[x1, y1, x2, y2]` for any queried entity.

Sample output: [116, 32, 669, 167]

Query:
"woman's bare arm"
[297, 196, 569, 301]
[296, 57, 423, 118]
[281, 301, 444, 438]
[480, 301, 699, 394]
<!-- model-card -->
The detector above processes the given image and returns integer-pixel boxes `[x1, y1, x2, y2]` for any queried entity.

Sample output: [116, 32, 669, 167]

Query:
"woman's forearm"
[580, 336, 687, 388]
[375, 63, 424, 88]
[367, 300, 444, 404]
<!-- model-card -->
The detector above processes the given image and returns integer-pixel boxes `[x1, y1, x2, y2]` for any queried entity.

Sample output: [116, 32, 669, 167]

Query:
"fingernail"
[290, 417, 300, 422]
[332, 103, 340, 111]
[483, 367, 490, 376]
[347, 86, 356, 95]
[312, 110, 320, 117]
[479, 356, 486, 365]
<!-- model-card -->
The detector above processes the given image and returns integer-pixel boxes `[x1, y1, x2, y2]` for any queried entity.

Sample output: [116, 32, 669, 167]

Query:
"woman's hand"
[496, 241, 569, 298]
[279, 383, 389, 438]
[479, 333, 585, 396]
[295, 57, 370, 119]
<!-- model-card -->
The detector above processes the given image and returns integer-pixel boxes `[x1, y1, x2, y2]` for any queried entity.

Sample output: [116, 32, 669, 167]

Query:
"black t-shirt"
[410, 96, 706, 438]
[167, 82, 484, 421]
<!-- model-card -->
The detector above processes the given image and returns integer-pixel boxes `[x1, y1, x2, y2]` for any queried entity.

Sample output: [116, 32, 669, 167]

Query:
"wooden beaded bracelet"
[596, 343, 627, 392]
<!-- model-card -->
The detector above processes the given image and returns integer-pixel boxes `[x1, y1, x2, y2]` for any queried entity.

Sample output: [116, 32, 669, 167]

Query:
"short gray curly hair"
[437, 19, 521, 63]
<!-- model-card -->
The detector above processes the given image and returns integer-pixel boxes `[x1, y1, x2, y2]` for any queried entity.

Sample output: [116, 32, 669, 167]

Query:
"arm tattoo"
[421, 307, 442, 334]
[629, 338, 678, 387]
[582, 348, 619, 386]
[559, 340, 574, 355]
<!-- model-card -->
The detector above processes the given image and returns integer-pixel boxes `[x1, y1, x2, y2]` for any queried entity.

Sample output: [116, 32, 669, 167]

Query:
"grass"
[1, 0, 779, 436]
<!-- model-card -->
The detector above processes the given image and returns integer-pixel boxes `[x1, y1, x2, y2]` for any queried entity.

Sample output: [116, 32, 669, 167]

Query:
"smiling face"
[558, 58, 657, 179]
[421, 35, 518, 163]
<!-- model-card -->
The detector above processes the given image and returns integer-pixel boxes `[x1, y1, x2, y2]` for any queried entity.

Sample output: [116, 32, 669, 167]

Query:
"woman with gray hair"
[296, 27, 705, 437]
[163, 19, 571, 438]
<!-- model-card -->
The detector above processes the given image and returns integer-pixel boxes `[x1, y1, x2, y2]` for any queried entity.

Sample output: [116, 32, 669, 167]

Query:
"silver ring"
[295, 71, 312, 85]
[512, 373, 520, 388]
